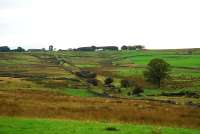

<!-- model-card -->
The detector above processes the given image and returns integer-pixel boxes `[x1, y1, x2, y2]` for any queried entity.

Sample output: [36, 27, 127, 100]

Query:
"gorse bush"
[121, 79, 131, 88]
[104, 76, 113, 85]
[132, 85, 144, 95]
[105, 126, 119, 131]
[87, 78, 98, 86]
[75, 70, 96, 79]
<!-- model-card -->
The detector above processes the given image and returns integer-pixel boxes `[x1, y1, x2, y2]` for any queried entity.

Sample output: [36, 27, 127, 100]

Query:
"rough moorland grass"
[115, 67, 200, 78]
[143, 88, 193, 95]
[0, 117, 199, 134]
[171, 68, 200, 78]
[62, 88, 96, 97]
[0, 77, 42, 90]
[0, 53, 41, 65]
[1, 89, 200, 128]
[115, 67, 144, 77]
[76, 64, 100, 68]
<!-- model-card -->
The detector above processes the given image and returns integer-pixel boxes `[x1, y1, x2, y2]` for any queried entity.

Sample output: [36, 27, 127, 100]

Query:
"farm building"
[27, 48, 45, 52]
[76, 46, 118, 51]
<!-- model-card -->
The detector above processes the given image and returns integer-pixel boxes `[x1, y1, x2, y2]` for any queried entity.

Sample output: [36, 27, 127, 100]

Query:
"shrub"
[104, 76, 113, 85]
[87, 78, 98, 86]
[121, 79, 130, 88]
[132, 85, 144, 95]
[127, 92, 131, 96]
[105, 126, 119, 131]
[121, 45, 128, 50]
[75, 70, 96, 79]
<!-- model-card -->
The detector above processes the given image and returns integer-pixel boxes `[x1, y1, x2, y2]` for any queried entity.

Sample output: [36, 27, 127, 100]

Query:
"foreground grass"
[1, 89, 200, 128]
[0, 117, 199, 134]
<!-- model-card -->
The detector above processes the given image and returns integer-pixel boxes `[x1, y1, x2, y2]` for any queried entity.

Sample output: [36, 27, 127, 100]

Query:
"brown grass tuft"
[0, 89, 200, 128]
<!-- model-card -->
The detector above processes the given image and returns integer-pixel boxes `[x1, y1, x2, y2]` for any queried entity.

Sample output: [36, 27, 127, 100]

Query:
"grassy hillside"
[0, 49, 200, 132]
[0, 117, 199, 134]
[0, 50, 200, 102]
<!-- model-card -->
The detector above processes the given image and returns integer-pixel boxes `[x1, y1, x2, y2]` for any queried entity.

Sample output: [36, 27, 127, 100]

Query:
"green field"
[0, 117, 199, 134]
[113, 50, 200, 67]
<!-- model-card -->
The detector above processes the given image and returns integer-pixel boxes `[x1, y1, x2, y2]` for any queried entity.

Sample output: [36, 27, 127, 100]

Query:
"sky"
[0, 0, 200, 50]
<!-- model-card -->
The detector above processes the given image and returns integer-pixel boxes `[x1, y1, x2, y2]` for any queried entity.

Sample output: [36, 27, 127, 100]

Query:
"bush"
[121, 45, 128, 50]
[87, 78, 98, 86]
[104, 76, 113, 85]
[75, 70, 96, 79]
[161, 90, 198, 97]
[127, 92, 131, 96]
[105, 126, 119, 131]
[121, 79, 130, 88]
[132, 85, 144, 95]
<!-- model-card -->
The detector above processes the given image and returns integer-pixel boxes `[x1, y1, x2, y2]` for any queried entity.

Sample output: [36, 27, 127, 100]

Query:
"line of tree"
[76, 46, 119, 51]
[121, 45, 145, 50]
[0, 46, 25, 52]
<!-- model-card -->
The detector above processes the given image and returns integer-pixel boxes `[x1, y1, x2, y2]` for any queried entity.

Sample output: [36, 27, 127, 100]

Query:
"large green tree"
[14, 47, 25, 52]
[144, 58, 170, 87]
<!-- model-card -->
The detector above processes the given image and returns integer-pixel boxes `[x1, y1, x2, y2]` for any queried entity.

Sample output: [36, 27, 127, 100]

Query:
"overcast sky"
[0, 0, 200, 50]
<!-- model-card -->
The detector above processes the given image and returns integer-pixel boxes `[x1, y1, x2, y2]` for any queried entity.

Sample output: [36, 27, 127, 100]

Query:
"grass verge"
[0, 117, 199, 134]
